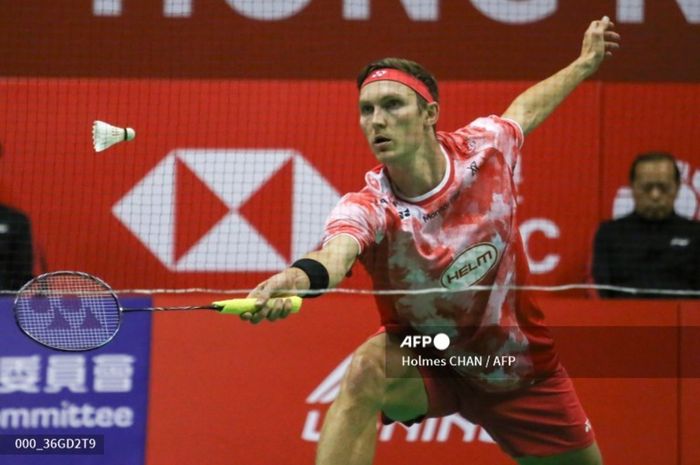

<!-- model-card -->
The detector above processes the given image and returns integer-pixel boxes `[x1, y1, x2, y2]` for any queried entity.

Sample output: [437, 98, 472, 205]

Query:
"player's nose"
[370, 109, 387, 127]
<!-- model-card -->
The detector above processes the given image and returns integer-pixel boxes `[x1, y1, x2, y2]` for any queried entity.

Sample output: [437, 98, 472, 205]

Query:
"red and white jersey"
[323, 115, 557, 391]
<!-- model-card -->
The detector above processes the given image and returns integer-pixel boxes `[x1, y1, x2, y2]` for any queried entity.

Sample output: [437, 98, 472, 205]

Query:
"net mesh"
[14, 273, 121, 351]
[0, 2, 698, 299]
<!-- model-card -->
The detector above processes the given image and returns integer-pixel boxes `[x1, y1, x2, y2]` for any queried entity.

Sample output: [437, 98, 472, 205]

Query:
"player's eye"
[360, 104, 374, 116]
[385, 99, 403, 110]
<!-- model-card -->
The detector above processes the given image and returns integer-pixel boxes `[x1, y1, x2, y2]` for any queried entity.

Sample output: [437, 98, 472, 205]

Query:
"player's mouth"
[372, 135, 392, 150]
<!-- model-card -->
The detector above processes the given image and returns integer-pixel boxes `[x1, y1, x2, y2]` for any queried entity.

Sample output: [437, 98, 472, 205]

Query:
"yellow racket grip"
[212, 296, 302, 315]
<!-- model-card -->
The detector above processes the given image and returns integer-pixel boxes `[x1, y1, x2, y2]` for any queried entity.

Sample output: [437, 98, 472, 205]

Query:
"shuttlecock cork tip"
[92, 120, 136, 152]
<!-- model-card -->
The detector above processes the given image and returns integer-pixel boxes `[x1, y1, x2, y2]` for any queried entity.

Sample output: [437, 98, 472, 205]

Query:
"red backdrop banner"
[0, 79, 698, 290]
[1, 1, 698, 81]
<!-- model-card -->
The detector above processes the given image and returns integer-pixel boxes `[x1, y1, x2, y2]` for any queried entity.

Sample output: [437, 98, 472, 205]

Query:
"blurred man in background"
[593, 151, 700, 298]
[0, 203, 34, 290]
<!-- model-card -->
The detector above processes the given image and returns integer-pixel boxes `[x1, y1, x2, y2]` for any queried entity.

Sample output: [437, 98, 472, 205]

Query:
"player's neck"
[385, 138, 445, 199]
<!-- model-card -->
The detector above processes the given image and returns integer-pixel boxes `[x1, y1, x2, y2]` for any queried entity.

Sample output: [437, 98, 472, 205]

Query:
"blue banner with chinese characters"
[0, 297, 151, 464]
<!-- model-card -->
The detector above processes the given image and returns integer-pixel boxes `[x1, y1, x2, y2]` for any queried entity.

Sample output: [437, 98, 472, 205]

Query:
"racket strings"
[14, 273, 121, 351]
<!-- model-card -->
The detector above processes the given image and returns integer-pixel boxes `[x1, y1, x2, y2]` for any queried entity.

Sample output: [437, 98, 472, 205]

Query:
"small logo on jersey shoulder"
[398, 208, 411, 220]
[440, 243, 499, 289]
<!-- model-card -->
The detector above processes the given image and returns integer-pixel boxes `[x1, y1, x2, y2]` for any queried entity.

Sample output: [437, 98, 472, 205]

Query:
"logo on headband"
[361, 68, 435, 103]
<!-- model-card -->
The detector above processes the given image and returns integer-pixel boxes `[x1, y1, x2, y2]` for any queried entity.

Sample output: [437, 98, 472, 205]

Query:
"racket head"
[13, 271, 122, 351]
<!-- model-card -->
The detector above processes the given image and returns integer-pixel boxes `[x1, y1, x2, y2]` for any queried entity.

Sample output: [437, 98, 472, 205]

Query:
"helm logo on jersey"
[440, 243, 498, 289]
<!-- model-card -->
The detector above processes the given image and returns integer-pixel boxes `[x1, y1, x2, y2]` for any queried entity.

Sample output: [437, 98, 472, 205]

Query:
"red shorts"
[383, 362, 595, 458]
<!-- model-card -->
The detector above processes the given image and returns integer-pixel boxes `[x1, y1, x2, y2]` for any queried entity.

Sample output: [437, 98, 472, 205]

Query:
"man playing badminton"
[244, 17, 619, 465]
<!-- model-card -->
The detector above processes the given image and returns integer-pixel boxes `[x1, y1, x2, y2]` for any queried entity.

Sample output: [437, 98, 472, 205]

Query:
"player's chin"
[372, 147, 399, 163]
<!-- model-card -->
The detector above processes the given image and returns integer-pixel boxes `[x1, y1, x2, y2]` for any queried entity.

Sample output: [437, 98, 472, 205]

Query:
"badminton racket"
[13, 271, 302, 351]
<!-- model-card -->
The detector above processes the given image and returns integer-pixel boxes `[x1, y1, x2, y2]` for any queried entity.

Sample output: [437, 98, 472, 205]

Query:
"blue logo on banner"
[0, 297, 151, 465]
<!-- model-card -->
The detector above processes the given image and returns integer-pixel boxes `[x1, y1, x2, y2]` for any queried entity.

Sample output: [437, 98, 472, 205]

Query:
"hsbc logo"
[113, 149, 340, 271]
[302, 355, 496, 444]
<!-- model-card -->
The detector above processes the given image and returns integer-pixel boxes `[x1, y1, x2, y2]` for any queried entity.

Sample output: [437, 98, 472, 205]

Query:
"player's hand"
[241, 268, 309, 324]
[578, 16, 621, 75]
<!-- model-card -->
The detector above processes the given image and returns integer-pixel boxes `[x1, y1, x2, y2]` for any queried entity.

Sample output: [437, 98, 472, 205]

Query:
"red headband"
[360, 68, 435, 104]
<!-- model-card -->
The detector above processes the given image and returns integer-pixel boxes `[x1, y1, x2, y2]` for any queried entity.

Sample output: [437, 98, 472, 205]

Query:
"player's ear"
[424, 102, 439, 127]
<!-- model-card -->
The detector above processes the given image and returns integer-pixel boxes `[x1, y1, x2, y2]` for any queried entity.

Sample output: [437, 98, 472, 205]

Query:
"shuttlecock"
[92, 120, 136, 152]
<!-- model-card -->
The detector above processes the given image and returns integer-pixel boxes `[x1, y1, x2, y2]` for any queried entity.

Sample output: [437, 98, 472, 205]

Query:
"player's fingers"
[251, 285, 274, 310]
[241, 310, 267, 324]
[267, 304, 282, 321]
[274, 299, 293, 320]
[604, 31, 620, 41]
[281, 299, 294, 318]
[585, 24, 605, 45]
[591, 16, 613, 33]
[604, 41, 620, 57]
[250, 309, 268, 324]
[278, 308, 291, 319]
[268, 297, 290, 321]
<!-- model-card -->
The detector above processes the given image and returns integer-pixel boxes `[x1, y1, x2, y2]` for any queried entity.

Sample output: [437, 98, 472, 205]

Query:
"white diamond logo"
[113, 149, 341, 271]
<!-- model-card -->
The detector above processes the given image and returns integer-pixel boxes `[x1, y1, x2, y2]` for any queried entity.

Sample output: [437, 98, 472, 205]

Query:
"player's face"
[358, 81, 430, 162]
[632, 159, 679, 220]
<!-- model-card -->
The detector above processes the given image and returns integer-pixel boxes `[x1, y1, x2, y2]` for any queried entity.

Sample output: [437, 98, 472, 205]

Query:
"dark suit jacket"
[593, 212, 700, 298]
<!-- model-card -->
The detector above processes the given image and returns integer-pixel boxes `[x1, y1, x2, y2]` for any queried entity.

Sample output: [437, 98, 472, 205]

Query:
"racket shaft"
[213, 296, 302, 315]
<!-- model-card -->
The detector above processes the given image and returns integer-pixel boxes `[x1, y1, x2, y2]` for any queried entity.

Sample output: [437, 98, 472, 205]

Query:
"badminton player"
[244, 16, 620, 465]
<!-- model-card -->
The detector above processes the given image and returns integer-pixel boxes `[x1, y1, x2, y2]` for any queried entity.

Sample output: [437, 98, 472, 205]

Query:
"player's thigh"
[516, 441, 603, 465]
[341, 332, 428, 421]
[380, 332, 429, 422]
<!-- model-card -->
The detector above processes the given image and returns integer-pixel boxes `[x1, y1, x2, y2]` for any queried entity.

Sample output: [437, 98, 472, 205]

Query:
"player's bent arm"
[502, 16, 620, 136]
[501, 59, 592, 137]
[242, 234, 359, 323]
[303, 234, 360, 289]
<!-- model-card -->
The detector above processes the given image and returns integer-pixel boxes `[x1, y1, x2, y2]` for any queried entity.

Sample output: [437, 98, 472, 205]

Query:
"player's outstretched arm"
[241, 234, 360, 324]
[502, 16, 620, 136]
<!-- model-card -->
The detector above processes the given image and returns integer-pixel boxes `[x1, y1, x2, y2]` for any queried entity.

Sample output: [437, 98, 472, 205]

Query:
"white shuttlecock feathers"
[92, 120, 136, 152]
